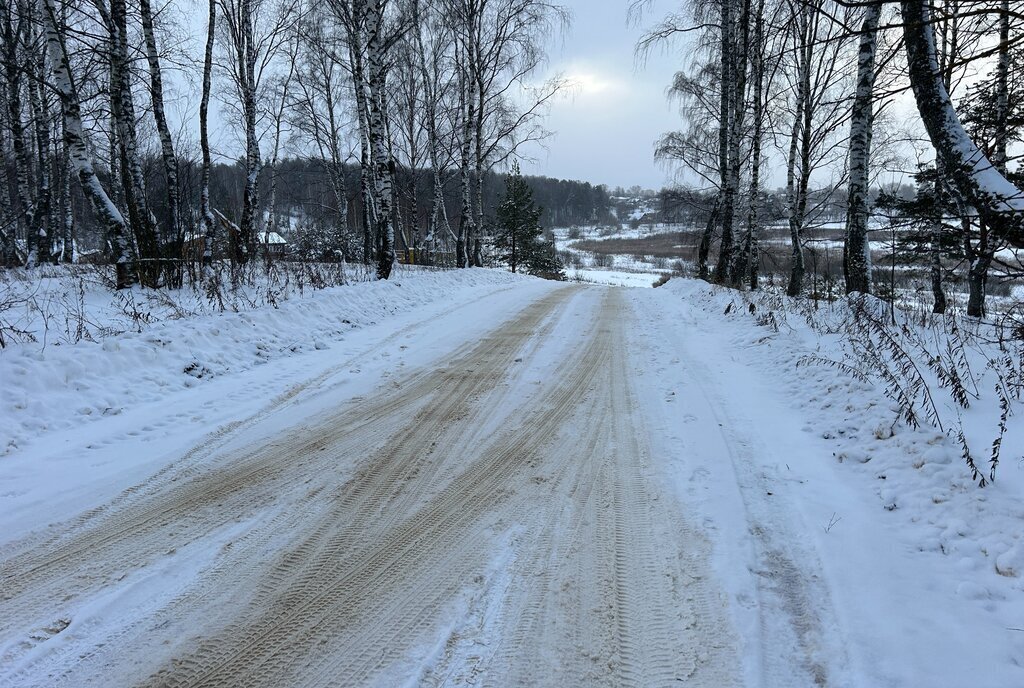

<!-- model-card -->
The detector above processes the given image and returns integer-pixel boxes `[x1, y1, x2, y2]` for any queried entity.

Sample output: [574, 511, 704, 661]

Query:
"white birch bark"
[786, 1, 812, 297]
[733, 0, 765, 290]
[456, 34, 474, 268]
[59, 126, 74, 263]
[42, 0, 131, 287]
[365, 0, 395, 279]
[343, 9, 376, 264]
[107, 0, 161, 284]
[717, 0, 747, 284]
[843, 2, 881, 295]
[238, 0, 261, 264]
[901, 0, 1024, 247]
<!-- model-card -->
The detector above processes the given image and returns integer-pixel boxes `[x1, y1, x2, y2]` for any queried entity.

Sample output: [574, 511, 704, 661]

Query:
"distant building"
[180, 229, 290, 260]
[258, 231, 289, 257]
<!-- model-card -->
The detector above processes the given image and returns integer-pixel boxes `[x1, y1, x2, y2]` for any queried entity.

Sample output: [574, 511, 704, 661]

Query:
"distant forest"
[57, 158, 616, 261]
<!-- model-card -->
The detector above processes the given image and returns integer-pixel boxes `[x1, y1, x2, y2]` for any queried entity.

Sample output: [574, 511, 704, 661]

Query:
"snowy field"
[553, 223, 674, 287]
[1, 267, 1022, 686]
[568, 268, 664, 288]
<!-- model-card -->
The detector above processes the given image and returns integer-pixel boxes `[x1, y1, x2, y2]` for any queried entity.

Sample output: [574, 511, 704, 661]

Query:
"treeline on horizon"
[43, 156, 617, 260]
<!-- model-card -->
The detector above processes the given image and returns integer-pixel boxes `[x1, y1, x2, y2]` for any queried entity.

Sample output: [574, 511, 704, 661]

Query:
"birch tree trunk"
[785, 104, 805, 297]
[140, 0, 180, 249]
[109, 0, 161, 286]
[59, 128, 74, 263]
[733, 0, 765, 290]
[365, 0, 395, 279]
[42, 0, 132, 288]
[200, 0, 215, 264]
[716, 0, 748, 284]
[238, 0, 261, 265]
[901, 0, 1024, 247]
[786, 3, 812, 297]
[842, 2, 881, 295]
[711, 0, 731, 282]
[346, 18, 375, 264]
[3, 3, 36, 266]
[472, 69, 485, 268]
[28, 27, 52, 265]
[456, 41, 474, 268]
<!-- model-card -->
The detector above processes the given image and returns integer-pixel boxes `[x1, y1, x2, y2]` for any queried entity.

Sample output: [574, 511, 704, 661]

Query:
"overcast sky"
[180, 1, 693, 193]
[517, 1, 683, 191]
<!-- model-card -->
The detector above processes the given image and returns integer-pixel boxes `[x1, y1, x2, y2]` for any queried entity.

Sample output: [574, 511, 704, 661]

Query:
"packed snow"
[1, 267, 1022, 686]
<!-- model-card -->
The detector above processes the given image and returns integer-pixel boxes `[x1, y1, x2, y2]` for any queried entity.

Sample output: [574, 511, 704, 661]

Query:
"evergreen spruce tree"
[495, 163, 564, 278]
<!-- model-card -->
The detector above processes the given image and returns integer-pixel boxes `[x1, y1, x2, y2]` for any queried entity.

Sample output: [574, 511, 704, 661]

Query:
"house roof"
[259, 232, 288, 245]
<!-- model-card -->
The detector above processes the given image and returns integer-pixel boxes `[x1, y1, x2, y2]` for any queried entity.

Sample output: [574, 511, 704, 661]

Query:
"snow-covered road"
[1, 285, 737, 686]
[1, 275, 1020, 686]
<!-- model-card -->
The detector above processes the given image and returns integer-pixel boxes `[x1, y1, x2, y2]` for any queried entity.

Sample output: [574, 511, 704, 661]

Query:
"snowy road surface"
[0, 277, 1014, 686]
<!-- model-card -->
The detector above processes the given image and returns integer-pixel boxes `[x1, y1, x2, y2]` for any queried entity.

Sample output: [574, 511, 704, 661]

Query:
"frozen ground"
[1, 269, 1022, 686]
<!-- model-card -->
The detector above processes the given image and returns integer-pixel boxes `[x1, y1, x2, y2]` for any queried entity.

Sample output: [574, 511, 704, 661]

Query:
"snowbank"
[655, 278, 1024, 685]
[0, 266, 532, 457]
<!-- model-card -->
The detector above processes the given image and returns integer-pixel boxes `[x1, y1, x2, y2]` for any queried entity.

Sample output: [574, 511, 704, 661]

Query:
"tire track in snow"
[0, 289, 574, 684]
[420, 290, 738, 687]
[2, 286, 740, 688]
[142, 289, 597, 687]
[631, 288, 849, 688]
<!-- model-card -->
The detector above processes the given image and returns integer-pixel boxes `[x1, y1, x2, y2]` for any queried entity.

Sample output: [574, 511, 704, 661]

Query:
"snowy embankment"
[0, 266, 551, 534]
[0, 265, 527, 455]
[647, 278, 1024, 686]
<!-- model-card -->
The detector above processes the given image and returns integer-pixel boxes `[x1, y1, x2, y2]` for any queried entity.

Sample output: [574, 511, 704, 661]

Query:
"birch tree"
[447, 0, 566, 268]
[730, 0, 769, 289]
[3, 0, 37, 265]
[842, 2, 882, 295]
[139, 0, 181, 250]
[218, 0, 295, 264]
[27, 15, 53, 265]
[780, 0, 852, 297]
[902, 0, 1024, 248]
[201, 0, 216, 264]
[411, 0, 455, 259]
[106, 0, 163, 285]
[365, 0, 396, 279]
[42, 0, 132, 288]
[293, 12, 353, 257]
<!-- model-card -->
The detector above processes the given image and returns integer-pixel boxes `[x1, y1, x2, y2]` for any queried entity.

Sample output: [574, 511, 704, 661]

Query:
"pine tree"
[494, 163, 563, 278]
